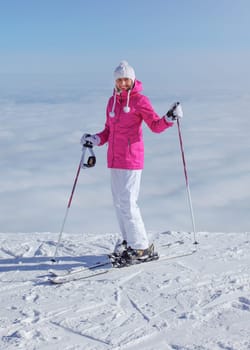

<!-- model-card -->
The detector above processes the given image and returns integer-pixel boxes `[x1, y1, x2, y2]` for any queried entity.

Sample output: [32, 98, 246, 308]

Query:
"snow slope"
[1, 231, 250, 350]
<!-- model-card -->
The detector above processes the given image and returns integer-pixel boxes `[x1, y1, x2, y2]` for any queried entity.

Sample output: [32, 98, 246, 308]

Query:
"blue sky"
[0, 0, 250, 80]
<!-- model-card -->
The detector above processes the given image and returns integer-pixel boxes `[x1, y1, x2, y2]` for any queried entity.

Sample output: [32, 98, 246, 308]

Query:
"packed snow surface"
[1, 231, 250, 350]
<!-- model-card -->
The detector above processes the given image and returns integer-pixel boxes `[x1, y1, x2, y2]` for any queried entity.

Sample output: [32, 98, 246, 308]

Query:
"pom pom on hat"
[114, 60, 135, 82]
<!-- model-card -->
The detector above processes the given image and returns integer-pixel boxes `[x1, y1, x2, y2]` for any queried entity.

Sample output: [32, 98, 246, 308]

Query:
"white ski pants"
[110, 169, 149, 250]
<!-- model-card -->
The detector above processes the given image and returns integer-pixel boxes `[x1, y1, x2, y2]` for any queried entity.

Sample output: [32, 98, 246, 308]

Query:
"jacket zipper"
[128, 138, 132, 155]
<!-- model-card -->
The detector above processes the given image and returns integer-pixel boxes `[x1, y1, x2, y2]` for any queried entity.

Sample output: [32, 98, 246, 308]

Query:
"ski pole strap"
[81, 143, 96, 168]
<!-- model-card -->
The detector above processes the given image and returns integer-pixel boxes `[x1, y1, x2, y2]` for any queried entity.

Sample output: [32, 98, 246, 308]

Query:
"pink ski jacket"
[97, 80, 173, 170]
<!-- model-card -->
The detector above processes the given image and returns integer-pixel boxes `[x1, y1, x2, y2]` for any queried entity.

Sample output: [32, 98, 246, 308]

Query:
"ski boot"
[108, 239, 127, 262]
[113, 243, 159, 267]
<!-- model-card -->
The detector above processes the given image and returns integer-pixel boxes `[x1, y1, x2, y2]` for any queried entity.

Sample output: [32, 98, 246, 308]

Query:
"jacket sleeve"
[138, 95, 173, 133]
[96, 122, 109, 146]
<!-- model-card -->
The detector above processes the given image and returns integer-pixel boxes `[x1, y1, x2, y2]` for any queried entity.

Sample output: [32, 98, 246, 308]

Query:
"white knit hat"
[113, 60, 135, 82]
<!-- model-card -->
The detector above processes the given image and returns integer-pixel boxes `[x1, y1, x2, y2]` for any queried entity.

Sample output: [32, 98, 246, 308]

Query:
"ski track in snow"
[0, 231, 250, 350]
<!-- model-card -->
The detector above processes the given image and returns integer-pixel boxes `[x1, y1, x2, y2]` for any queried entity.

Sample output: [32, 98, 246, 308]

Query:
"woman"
[81, 60, 183, 263]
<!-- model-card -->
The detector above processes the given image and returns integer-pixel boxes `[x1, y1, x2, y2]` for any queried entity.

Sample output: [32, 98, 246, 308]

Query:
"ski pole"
[176, 117, 198, 245]
[51, 142, 96, 262]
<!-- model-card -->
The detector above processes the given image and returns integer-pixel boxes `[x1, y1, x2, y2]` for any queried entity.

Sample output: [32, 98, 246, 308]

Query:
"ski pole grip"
[167, 102, 180, 118]
[81, 144, 96, 168]
[82, 134, 93, 148]
[83, 141, 93, 148]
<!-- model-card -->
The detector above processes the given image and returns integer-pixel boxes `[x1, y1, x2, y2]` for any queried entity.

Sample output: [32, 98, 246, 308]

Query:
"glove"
[80, 133, 100, 146]
[165, 102, 183, 122]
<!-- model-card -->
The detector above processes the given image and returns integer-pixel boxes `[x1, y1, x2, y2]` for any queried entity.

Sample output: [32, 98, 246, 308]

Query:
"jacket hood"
[109, 80, 143, 117]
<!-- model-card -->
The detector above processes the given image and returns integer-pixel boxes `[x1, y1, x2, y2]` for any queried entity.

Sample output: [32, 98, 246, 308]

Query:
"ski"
[48, 255, 157, 284]
[49, 267, 109, 284]
[49, 261, 109, 277]
[49, 239, 185, 277]
[48, 248, 196, 284]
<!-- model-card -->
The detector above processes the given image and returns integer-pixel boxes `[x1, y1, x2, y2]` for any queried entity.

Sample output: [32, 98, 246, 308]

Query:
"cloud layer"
[0, 80, 249, 233]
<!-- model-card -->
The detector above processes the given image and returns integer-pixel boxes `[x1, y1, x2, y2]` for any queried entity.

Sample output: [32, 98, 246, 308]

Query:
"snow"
[1, 230, 250, 350]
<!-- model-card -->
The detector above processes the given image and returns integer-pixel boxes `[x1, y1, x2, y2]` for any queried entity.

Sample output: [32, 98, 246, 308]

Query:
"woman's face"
[115, 78, 133, 91]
